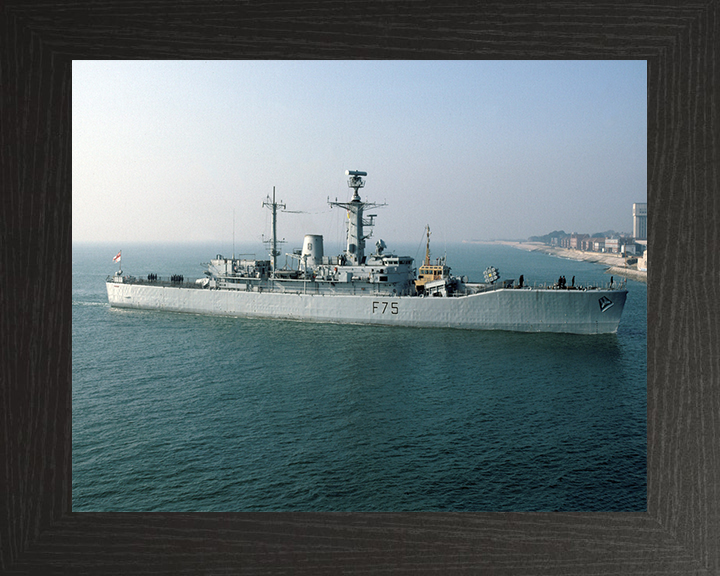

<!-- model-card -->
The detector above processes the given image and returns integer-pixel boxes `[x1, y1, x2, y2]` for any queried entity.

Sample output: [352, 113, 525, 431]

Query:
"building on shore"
[637, 247, 648, 271]
[605, 237, 622, 253]
[622, 242, 638, 255]
[633, 202, 647, 240]
[560, 233, 590, 250]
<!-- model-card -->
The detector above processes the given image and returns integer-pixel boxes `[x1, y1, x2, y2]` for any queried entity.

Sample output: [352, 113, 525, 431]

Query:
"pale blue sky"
[73, 60, 646, 247]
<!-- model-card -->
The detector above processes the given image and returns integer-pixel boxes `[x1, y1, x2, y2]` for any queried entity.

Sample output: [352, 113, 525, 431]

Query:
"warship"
[107, 170, 627, 334]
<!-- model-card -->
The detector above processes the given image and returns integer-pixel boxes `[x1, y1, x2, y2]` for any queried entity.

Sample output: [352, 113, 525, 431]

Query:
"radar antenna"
[346, 169, 366, 201]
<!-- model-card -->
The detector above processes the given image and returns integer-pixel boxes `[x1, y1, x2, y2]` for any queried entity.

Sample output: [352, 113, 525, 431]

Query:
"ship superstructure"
[414, 225, 452, 296]
[107, 170, 628, 334]
[187, 170, 416, 298]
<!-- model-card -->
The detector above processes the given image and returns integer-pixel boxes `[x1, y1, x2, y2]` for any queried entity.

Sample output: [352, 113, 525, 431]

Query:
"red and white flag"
[113, 251, 122, 263]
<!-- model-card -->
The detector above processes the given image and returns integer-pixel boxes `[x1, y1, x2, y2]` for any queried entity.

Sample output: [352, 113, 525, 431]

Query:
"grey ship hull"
[106, 170, 628, 334]
[106, 281, 627, 334]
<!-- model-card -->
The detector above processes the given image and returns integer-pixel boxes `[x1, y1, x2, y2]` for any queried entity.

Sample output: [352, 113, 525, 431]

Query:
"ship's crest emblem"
[598, 296, 614, 312]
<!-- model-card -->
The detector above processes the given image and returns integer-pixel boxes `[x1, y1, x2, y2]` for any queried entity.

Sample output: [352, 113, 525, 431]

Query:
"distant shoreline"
[472, 240, 648, 283]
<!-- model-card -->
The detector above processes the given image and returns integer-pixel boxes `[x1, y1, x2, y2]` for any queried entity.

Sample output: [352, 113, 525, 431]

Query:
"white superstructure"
[107, 170, 628, 334]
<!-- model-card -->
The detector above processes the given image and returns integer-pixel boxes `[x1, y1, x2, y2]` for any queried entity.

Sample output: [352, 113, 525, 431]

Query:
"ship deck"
[108, 276, 626, 296]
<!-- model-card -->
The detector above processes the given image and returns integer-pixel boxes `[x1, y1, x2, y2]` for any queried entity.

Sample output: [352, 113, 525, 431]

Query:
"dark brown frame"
[2, 2, 717, 574]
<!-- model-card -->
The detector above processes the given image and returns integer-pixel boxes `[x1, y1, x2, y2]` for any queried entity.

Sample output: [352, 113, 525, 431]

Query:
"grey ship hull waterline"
[107, 171, 627, 334]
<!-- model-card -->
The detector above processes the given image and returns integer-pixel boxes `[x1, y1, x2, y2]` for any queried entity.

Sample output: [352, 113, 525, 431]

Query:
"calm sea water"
[72, 241, 646, 511]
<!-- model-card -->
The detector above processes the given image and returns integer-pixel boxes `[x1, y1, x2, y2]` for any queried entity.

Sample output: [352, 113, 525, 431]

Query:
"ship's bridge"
[417, 262, 450, 279]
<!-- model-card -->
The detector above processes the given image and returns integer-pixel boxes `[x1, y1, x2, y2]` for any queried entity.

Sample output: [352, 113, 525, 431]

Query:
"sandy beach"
[486, 241, 647, 283]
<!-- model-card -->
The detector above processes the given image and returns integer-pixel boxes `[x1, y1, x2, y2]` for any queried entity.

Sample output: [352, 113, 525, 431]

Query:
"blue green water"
[72, 242, 646, 511]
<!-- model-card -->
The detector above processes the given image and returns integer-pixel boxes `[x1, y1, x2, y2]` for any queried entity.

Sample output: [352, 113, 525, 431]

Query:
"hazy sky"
[73, 60, 646, 247]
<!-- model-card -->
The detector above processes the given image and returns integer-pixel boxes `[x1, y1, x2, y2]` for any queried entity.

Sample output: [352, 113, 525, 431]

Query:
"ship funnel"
[301, 235, 324, 269]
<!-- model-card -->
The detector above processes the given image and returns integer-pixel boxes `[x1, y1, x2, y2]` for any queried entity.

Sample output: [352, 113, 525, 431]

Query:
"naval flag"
[113, 251, 122, 263]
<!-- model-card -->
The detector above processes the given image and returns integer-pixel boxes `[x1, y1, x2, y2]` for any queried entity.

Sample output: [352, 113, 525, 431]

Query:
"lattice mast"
[262, 186, 286, 275]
